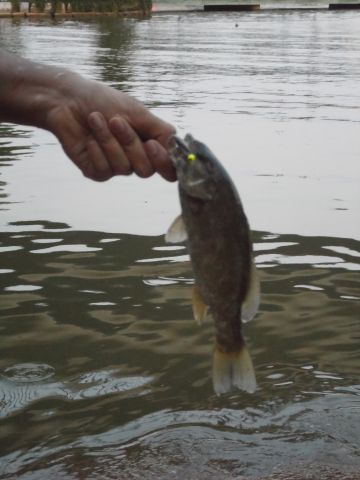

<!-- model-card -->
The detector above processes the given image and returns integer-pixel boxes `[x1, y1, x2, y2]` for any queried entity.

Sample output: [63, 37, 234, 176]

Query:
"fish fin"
[165, 214, 188, 243]
[213, 343, 256, 395]
[192, 285, 208, 325]
[241, 259, 260, 323]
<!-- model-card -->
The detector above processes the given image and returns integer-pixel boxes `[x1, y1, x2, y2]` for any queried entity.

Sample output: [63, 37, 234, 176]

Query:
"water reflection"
[0, 124, 33, 204]
[0, 222, 359, 477]
[93, 17, 137, 89]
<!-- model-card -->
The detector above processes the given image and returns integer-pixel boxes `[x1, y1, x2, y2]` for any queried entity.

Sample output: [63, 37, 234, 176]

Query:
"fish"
[166, 134, 260, 395]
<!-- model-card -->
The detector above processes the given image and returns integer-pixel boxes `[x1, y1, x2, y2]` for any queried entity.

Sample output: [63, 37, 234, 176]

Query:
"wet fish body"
[166, 134, 260, 395]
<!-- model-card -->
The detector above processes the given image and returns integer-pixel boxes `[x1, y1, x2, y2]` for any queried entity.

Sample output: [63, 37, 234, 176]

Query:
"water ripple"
[30, 244, 102, 254]
[0, 366, 153, 419]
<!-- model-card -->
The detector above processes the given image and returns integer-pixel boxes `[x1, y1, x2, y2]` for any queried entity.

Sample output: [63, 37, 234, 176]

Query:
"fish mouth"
[169, 134, 196, 166]
[171, 135, 190, 153]
[168, 134, 215, 200]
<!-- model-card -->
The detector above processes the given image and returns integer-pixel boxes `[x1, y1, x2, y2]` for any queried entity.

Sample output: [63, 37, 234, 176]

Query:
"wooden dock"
[202, 3, 360, 12]
[204, 4, 260, 11]
[329, 2, 360, 8]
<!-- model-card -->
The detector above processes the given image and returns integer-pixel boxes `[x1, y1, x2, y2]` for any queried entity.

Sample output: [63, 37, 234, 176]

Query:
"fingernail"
[88, 112, 104, 130]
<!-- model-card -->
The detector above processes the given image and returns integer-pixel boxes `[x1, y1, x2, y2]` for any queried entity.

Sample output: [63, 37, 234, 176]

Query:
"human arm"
[0, 50, 176, 181]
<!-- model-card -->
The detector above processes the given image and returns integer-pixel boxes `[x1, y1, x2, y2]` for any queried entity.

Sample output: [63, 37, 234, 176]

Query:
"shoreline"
[1, 4, 360, 18]
[0, 10, 148, 18]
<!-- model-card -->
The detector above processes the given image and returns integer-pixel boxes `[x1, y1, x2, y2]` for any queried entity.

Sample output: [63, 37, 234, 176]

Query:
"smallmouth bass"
[166, 134, 260, 395]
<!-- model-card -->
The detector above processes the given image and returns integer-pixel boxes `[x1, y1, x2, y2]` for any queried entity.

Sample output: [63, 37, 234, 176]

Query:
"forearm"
[0, 49, 76, 130]
[0, 49, 176, 181]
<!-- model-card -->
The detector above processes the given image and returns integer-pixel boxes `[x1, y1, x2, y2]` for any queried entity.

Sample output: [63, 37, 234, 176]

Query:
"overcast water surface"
[0, 7, 360, 479]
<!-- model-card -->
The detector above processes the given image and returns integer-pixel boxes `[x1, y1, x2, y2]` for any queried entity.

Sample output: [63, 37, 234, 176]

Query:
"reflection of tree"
[92, 17, 137, 90]
[0, 124, 33, 208]
[0, 18, 24, 53]
[0, 124, 33, 164]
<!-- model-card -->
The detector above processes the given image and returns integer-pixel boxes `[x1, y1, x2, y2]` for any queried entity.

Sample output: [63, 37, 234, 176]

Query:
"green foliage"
[10, 0, 20, 12]
[70, 0, 92, 11]
[7, 0, 151, 15]
[69, 0, 148, 12]
[34, 0, 46, 11]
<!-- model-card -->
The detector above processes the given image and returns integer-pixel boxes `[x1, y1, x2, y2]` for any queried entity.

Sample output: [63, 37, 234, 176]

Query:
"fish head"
[169, 134, 217, 200]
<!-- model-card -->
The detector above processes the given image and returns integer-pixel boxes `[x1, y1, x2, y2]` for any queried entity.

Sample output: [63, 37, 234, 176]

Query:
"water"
[0, 8, 360, 479]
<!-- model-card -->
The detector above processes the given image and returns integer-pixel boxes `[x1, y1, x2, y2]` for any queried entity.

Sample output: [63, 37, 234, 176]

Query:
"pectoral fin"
[213, 343, 256, 395]
[242, 259, 260, 323]
[192, 285, 208, 325]
[165, 214, 188, 244]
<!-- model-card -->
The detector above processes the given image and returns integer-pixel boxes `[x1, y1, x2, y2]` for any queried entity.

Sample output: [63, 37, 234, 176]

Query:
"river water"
[0, 6, 360, 479]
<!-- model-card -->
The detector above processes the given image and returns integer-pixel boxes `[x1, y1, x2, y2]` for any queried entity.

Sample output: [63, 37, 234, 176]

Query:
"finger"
[85, 139, 113, 182]
[145, 139, 177, 182]
[88, 111, 131, 175]
[109, 116, 154, 178]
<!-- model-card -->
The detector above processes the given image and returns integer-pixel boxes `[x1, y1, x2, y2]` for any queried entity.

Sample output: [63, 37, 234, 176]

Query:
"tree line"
[8, 0, 151, 15]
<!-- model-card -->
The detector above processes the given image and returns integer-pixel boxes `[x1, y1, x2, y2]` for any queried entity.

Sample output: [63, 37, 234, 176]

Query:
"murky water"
[1, 7, 360, 479]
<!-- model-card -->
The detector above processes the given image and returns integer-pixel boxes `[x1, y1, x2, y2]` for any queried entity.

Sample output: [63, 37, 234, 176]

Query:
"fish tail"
[213, 343, 256, 395]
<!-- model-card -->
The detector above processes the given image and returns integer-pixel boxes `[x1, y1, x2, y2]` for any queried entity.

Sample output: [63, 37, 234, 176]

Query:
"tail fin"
[213, 344, 256, 395]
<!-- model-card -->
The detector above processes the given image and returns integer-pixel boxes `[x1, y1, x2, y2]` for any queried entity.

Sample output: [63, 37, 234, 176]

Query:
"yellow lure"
[187, 153, 197, 162]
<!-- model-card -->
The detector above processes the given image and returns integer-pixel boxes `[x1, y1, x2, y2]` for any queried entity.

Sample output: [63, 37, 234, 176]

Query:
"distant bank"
[0, 0, 151, 18]
[1, 0, 360, 18]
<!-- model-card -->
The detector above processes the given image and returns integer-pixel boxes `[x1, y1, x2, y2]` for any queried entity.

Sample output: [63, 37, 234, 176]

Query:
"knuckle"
[88, 114, 113, 145]
[95, 130, 113, 145]
[110, 117, 136, 147]
[121, 130, 136, 148]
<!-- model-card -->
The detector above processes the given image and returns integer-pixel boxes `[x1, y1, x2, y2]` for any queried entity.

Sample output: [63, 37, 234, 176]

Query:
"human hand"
[45, 72, 176, 182]
[0, 50, 176, 182]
